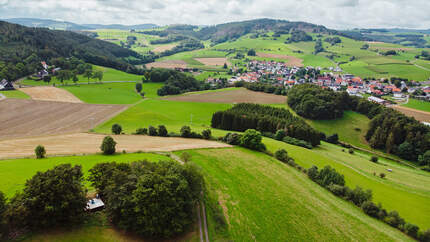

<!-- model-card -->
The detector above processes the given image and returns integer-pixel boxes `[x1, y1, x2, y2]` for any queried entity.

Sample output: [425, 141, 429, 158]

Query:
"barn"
[0, 79, 14, 91]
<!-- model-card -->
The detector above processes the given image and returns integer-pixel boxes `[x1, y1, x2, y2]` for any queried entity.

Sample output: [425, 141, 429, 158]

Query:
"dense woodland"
[0, 21, 146, 81]
[144, 68, 204, 96]
[288, 85, 430, 164]
[211, 103, 322, 146]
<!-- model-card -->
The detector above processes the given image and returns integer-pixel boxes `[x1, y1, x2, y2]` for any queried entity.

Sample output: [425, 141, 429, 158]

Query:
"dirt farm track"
[0, 99, 127, 139]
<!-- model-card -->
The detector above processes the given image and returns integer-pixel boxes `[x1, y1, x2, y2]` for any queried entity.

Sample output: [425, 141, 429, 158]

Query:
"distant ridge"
[3, 18, 158, 30]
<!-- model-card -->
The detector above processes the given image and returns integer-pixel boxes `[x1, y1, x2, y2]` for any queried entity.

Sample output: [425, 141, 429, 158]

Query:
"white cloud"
[0, 0, 429, 29]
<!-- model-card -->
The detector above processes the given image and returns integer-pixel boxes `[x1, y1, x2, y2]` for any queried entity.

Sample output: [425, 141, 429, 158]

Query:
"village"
[213, 60, 430, 105]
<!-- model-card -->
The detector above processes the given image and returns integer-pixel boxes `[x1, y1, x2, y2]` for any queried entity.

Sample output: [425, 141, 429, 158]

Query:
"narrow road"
[170, 152, 210, 241]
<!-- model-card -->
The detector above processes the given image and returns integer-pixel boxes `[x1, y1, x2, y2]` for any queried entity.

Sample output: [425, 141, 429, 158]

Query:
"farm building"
[0, 79, 14, 91]
[368, 96, 389, 105]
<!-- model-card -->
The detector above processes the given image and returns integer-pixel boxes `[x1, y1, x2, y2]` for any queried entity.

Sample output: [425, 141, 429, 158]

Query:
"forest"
[211, 103, 323, 146]
[0, 21, 146, 81]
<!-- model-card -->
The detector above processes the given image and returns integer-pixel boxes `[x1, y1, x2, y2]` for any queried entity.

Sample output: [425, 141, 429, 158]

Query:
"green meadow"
[402, 98, 430, 112]
[0, 89, 30, 99]
[185, 148, 413, 241]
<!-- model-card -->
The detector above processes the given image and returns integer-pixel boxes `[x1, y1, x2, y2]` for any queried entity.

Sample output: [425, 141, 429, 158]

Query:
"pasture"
[402, 98, 430, 112]
[186, 147, 413, 241]
[0, 90, 30, 99]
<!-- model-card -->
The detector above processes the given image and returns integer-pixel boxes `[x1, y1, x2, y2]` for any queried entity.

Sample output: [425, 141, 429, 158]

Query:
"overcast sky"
[1, 0, 429, 29]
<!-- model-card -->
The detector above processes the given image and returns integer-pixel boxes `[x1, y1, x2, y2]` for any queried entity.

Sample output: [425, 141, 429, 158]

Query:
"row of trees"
[242, 82, 287, 96]
[211, 103, 322, 146]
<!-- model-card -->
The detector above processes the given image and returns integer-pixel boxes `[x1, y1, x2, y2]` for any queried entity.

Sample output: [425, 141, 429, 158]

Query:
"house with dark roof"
[0, 79, 14, 91]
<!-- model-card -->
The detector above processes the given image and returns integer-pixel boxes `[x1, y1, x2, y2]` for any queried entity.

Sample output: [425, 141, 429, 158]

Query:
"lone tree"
[111, 123, 122, 135]
[135, 83, 142, 93]
[101, 136, 116, 155]
[93, 71, 104, 83]
[158, 125, 168, 137]
[83, 69, 93, 83]
[240, 129, 266, 151]
[247, 49, 256, 56]
[223, 63, 228, 69]
[35, 145, 46, 159]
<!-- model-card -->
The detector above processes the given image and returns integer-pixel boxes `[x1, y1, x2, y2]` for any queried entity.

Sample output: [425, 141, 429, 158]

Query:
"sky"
[1, 0, 429, 29]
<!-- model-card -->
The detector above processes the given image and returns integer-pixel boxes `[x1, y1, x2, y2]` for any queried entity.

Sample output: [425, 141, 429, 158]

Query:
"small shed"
[86, 198, 105, 211]
[0, 79, 14, 91]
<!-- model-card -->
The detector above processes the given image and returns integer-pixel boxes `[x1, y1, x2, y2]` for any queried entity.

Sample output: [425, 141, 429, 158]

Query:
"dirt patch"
[163, 88, 286, 104]
[194, 58, 229, 67]
[145, 60, 187, 69]
[391, 105, 430, 122]
[256, 52, 303, 67]
[0, 99, 127, 139]
[152, 44, 176, 53]
[0, 133, 231, 159]
[20, 86, 82, 103]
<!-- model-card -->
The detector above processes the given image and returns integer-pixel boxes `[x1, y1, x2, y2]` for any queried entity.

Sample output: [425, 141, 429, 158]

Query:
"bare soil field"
[20, 86, 82, 103]
[0, 133, 231, 159]
[152, 44, 176, 53]
[392, 105, 430, 122]
[194, 58, 229, 67]
[256, 52, 304, 67]
[164, 88, 287, 104]
[145, 60, 187, 69]
[0, 99, 127, 139]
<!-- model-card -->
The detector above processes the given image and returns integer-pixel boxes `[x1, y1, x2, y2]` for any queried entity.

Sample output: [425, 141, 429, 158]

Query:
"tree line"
[211, 103, 323, 146]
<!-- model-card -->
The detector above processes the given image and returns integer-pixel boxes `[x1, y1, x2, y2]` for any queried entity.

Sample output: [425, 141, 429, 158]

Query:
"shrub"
[223, 133, 242, 145]
[202, 129, 212, 139]
[348, 186, 372, 206]
[327, 184, 348, 197]
[100, 136, 116, 155]
[135, 128, 147, 135]
[35, 145, 46, 159]
[348, 148, 354, 154]
[361, 201, 380, 218]
[158, 125, 168, 137]
[111, 123, 122, 135]
[274, 149, 289, 163]
[274, 130, 286, 141]
[404, 223, 419, 238]
[180, 152, 192, 163]
[240, 129, 266, 151]
[418, 229, 430, 242]
[148, 125, 158, 136]
[370, 156, 378, 163]
[307, 165, 319, 181]
[379, 173, 386, 179]
[326, 133, 339, 144]
[180, 126, 192, 138]
[317, 166, 345, 187]
[282, 136, 312, 149]
[135, 83, 142, 93]
[384, 211, 405, 229]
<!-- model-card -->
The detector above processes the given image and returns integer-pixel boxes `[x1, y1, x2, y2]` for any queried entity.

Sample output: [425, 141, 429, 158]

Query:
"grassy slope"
[0, 153, 170, 197]
[263, 139, 430, 229]
[402, 98, 430, 112]
[185, 148, 413, 241]
[0, 90, 30, 99]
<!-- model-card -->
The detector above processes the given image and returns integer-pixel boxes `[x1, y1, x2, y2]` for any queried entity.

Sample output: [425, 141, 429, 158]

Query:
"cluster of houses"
[0, 79, 14, 91]
[216, 60, 430, 103]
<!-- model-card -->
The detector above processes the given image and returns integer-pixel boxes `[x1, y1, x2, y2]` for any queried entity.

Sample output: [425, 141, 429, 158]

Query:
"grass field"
[0, 152, 170, 197]
[62, 82, 161, 104]
[402, 98, 430, 112]
[0, 90, 30, 99]
[95, 99, 232, 134]
[184, 148, 413, 241]
[263, 139, 430, 229]
[308, 111, 370, 149]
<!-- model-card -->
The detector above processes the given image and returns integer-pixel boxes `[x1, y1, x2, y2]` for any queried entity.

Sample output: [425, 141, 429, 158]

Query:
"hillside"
[0, 21, 147, 81]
